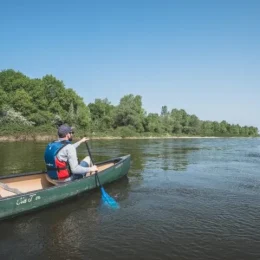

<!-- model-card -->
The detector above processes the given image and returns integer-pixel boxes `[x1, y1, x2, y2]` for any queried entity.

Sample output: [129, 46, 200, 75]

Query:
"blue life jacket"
[44, 140, 71, 180]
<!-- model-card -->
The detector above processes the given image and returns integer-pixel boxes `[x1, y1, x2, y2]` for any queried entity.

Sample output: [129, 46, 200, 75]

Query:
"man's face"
[68, 132, 73, 141]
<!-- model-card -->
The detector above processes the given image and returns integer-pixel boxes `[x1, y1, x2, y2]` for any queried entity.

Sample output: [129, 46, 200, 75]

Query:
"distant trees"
[0, 69, 258, 137]
[113, 94, 146, 132]
[0, 70, 91, 131]
[88, 98, 115, 131]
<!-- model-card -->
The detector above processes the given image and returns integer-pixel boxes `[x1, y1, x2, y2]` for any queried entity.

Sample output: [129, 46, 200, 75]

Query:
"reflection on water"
[0, 139, 209, 175]
[0, 142, 46, 174]
[0, 138, 260, 260]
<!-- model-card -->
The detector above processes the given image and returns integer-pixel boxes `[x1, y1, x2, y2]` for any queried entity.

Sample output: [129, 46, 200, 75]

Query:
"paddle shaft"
[85, 142, 119, 208]
[85, 141, 95, 165]
[85, 141, 102, 186]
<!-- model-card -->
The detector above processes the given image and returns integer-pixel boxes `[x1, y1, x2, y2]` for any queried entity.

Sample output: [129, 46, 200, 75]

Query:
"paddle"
[85, 142, 119, 209]
[0, 182, 22, 194]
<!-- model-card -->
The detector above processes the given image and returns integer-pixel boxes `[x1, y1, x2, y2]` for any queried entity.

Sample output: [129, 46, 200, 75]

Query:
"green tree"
[76, 105, 91, 129]
[186, 114, 201, 135]
[201, 121, 214, 136]
[88, 98, 115, 131]
[220, 120, 228, 134]
[0, 69, 258, 137]
[114, 94, 146, 132]
[10, 89, 36, 117]
[0, 89, 8, 108]
[170, 109, 183, 134]
[144, 113, 163, 133]
[161, 105, 169, 117]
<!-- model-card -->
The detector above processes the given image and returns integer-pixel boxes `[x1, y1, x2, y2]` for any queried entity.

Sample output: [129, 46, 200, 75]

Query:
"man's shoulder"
[56, 141, 73, 150]
[60, 142, 72, 147]
[62, 142, 75, 151]
[57, 143, 75, 157]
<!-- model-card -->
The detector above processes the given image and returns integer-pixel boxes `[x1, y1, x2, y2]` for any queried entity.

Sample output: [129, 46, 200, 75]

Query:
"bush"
[0, 105, 35, 126]
[114, 126, 139, 138]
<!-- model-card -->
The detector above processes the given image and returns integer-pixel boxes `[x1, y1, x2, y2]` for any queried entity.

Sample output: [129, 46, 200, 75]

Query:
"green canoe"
[0, 154, 131, 220]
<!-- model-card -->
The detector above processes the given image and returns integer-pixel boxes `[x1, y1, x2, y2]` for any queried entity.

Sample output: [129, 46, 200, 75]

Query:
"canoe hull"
[0, 154, 130, 221]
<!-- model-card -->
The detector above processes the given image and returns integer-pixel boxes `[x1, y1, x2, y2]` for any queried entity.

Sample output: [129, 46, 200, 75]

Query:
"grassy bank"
[0, 133, 258, 142]
[0, 124, 258, 142]
[0, 135, 226, 142]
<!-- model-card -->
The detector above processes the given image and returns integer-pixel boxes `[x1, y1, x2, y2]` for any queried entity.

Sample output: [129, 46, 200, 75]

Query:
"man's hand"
[90, 165, 98, 172]
[80, 137, 89, 143]
[85, 165, 98, 177]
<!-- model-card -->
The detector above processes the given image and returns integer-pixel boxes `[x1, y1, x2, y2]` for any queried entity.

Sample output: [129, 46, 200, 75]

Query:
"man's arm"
[66, 144, 95, 175]
[73, 137, 89, 149]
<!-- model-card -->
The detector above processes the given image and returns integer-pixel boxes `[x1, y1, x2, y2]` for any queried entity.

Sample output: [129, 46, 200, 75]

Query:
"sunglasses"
[69, 131, 74, 134]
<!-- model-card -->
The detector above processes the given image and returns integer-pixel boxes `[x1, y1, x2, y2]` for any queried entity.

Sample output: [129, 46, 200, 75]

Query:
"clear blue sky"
[1, 0, 259, 129]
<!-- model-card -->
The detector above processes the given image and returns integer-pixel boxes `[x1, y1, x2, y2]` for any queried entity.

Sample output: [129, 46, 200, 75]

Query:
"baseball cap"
[58, 124, 73, 136]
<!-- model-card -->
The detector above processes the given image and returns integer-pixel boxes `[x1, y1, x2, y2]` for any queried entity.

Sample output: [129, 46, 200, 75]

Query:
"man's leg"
[80, 156, 94, 177]
[80, 156, 93, 167]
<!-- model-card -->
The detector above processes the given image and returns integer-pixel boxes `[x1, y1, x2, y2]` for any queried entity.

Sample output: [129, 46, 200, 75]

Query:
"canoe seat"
[45, 174, 72, 186]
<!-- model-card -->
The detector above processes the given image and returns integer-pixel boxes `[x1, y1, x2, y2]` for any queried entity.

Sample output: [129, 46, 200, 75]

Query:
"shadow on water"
[247, 152, 260, 158]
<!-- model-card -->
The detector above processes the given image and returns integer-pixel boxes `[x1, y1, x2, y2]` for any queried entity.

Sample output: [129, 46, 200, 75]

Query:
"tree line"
[0, 69, 258, 137]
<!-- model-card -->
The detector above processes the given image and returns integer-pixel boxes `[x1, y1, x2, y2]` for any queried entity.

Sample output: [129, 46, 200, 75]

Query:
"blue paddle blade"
[100, 187, 120, 209]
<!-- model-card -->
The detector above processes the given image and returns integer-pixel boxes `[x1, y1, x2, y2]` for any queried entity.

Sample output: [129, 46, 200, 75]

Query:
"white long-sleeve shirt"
[56, 139, 91, 175]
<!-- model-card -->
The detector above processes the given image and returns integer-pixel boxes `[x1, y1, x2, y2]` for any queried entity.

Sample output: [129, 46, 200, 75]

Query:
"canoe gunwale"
[0, 155, 128, 180]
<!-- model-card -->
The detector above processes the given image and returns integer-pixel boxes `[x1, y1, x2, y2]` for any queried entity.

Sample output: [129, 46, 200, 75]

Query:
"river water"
[0, 138, 259, 260]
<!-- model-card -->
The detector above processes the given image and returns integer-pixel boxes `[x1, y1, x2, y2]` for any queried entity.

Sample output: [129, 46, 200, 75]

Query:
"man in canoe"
[44, 124, 98, 182]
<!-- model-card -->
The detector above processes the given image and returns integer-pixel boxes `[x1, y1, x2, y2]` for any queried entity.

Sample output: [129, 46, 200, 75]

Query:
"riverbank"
[0, 135, 256, 142]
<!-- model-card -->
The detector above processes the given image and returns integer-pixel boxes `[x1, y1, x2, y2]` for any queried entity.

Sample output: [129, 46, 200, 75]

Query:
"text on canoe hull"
[16, 194, 41, 206]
